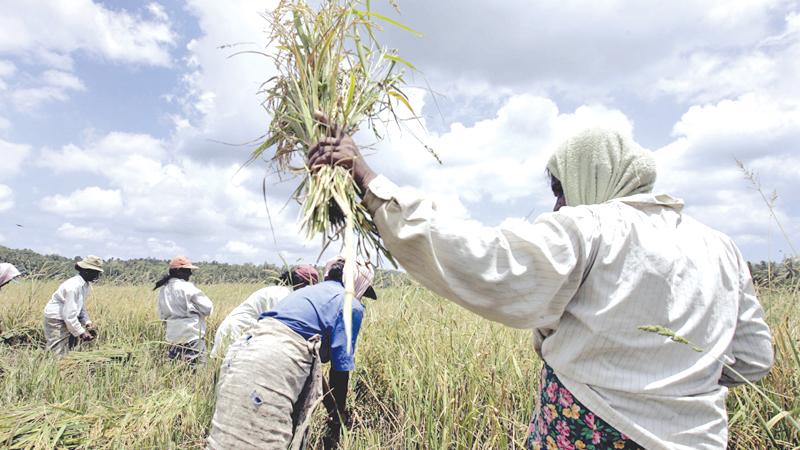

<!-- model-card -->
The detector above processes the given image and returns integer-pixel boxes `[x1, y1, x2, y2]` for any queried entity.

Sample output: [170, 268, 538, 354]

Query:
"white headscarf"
[547, 128, 657, 207]
[0, 263, 21, 287]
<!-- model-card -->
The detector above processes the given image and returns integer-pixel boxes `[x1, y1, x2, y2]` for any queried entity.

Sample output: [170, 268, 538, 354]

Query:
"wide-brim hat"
[76, 255, 104, 272]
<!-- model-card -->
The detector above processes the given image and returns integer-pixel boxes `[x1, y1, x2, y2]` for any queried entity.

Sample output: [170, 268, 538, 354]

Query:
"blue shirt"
[260, 280, 364, 372]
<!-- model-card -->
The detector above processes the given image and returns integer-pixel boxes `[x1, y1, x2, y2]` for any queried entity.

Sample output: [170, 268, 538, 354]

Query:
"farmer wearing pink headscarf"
[210, 264, 320, 358]
[208, 256, 376, 450]
[0, 263, 21, 290]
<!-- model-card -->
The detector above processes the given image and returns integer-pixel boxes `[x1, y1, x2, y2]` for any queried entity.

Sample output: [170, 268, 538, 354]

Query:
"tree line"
[0, 245, 410, 287]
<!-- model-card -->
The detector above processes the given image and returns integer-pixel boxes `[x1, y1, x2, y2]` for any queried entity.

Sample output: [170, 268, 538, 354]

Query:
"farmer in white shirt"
[310, 121, 774, 450]
[210, 264, 320, 358]
[0, 263, 21, 290]
[156, 255, 214, 364]
[43, 255, 103, 355]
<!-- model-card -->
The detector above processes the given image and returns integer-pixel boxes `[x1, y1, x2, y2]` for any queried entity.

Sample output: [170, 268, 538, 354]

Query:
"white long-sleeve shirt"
[210, 285, 291, 357]
[158, 278, 214, 344]
[43, 275, 92, 336]
[364, 175, 773, 450]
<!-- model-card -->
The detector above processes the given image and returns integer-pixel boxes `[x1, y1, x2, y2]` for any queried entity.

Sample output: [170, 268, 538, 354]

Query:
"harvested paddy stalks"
[0, 389, 193, 449]
[0, 326, 43, 347]
[0, 403, 88, 449]
[59, 346, 135, 369]
[251, 0, 428, 352]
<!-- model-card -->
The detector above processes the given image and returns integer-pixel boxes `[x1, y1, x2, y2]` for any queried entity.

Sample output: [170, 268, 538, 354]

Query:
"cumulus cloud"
[57, 222, 111, 241]
[0, 184, 13, 211]
[171, 0, 280, 162]
[224, 240, 258, 256]
[0, 138, 31, 180]
[41, 186, 123, 218]
[366, 0, 782, 99]
[0, 1, 175, 67]
[11, 69, 88, 111]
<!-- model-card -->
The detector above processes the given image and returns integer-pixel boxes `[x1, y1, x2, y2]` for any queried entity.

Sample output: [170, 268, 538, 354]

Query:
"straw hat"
[169, 255, 198, 270]
[76, 255, 104, 272]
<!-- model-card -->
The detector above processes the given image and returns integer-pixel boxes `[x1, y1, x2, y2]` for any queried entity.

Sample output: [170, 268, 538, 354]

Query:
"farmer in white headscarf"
[0, 263, 21, 290]
[210, 264, 320, 358]
[310, 123, 773, 450]
[156, 255, 214, 364]
[207, 256, 376, 450]
[43, 255, 103, 355]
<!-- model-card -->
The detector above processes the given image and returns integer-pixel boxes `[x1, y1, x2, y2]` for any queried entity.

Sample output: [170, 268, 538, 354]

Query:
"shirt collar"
[610, 193, 684, 212]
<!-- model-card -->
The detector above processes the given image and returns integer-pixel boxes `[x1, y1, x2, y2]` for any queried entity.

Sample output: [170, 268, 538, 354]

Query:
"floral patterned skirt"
[527, 364, 644, 450]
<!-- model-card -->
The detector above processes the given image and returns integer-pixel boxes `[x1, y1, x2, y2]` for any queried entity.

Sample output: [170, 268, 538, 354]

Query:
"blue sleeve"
[329, 303, 364, 372]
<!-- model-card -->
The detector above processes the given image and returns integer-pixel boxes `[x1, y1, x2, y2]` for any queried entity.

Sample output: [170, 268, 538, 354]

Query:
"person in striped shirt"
[309, 119, 773, 450]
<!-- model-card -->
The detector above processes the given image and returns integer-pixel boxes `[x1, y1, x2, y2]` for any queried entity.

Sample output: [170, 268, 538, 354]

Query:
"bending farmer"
[310, 122, 774, 450]
[43, 255, 103, 355]
[210, 264, 320, 358]
[207, 256, 376, 450]
[0, 263, 21, 291]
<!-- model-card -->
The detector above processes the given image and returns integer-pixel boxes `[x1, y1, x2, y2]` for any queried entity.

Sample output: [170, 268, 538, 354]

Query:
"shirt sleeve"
[364, 175, 597, 330]
[78, 303, 91, 325]
[61, 285, 86, 336]
[329, 302, 365, 372]
[719, 248, 774, 387]
[187, 285, 214, 317]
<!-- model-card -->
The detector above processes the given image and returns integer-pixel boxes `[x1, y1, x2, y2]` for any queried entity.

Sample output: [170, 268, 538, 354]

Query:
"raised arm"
[309, 126, 598, 329]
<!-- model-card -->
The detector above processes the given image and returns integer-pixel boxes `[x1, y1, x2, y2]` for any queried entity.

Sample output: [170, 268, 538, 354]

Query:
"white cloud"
[172, 0, 280, 162]
[0, 138, 31, 180]
[372, 93, 633, 208]
[11, 69, 88, 111]
[224, 240, 258, 256]
[146, 237, 183, 256]
[41, 186, 123, 218]
[0, 59, 15, 90]
[57, 222, 110, 241]
[41, 70, 86, 91]
[0, 1, 175, 67]
[0, 184, 13, 211]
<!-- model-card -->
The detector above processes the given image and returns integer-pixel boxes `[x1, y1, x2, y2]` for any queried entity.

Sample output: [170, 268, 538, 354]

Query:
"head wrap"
[291, 264, 319, 286]
[323, 256, 376, 300]
[547, 128, 657, 207]
[0, 263, 21, 286]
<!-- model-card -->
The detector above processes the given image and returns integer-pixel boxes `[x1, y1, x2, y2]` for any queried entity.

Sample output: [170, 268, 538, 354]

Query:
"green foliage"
[1, 281, 797, 448]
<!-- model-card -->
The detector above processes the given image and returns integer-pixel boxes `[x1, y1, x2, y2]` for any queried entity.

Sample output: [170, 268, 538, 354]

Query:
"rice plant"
[250, 0, 425, 262]
[1, 281, 797, 448]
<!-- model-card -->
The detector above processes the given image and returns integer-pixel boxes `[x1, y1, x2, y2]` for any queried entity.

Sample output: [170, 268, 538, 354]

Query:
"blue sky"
[1, 0, 798, 266]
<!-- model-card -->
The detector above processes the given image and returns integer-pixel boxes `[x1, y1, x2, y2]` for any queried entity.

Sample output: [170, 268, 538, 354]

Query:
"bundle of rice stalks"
[0, 403, 88, 449]
[252, 0, 428, 259]
[251, 0, 430, 353]
[101, 389, 194, 446]
[59, 346, 135, 370]
[0, 326, 44, 347]
[0, 390, 194, 449]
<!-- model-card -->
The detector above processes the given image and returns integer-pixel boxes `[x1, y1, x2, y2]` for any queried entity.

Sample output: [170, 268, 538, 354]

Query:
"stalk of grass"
[251, 0, 423, 262]
[249, 0, 428, 352]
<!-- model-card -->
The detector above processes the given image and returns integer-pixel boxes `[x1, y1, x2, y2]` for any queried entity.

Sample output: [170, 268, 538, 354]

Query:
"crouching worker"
[156, 255, 213, 364]
[210, 264, 319, 358]
[207, 256, 377, 450]
[0, 263, 22, 291]
[43, 255, 103, 355]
